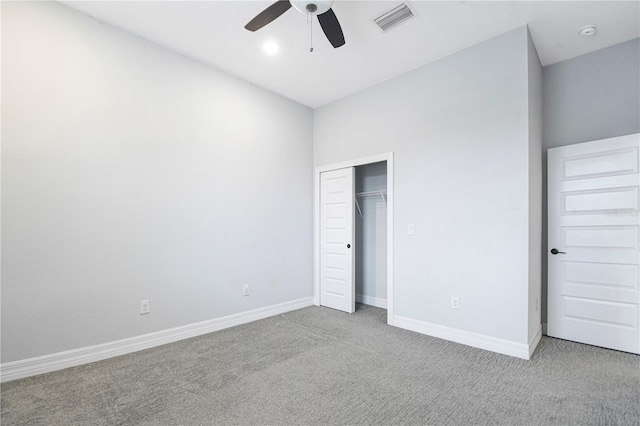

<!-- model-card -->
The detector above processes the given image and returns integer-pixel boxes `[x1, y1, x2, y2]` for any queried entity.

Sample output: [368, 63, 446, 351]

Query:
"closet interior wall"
[355, 161, 388, 309]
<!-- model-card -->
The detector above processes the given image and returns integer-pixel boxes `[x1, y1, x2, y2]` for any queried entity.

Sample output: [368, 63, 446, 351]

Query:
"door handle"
[550, 248, 566, 255]
[347, 244, 351, 249]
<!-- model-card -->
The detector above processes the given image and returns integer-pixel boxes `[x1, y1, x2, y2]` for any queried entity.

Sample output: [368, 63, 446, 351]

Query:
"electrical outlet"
[408, 224, 415, 235]
[140, 299, 150, 315]
[243, 285, 250, 296]
[450, 296, 459, 310]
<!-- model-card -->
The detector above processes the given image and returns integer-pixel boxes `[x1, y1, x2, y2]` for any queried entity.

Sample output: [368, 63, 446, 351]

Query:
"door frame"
[313, 152, 395, 325]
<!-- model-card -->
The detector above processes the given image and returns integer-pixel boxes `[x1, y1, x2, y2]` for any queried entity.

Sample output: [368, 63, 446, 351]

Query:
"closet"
[318, 158, 390, 314]
[354, 161, 387, 309]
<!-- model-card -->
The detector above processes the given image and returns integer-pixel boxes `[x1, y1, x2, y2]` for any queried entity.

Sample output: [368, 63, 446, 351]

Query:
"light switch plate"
[408, 224, 415, 235]
[451, 296, 459, 310]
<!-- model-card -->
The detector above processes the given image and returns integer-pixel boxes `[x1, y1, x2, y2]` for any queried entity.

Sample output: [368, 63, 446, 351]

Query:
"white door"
[320, 167, 355, 313]
[548, 133, 640, 354]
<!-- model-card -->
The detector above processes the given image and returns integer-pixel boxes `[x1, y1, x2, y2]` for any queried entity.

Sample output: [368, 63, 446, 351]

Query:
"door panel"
[548, 133, 640, 354]
[563, 148, 638, 179]
[320, 167, 355, 313]
[563, 187, 638, 214]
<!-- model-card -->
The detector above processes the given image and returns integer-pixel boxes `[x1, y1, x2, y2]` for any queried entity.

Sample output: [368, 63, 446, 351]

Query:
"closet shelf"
[355, 190, 387, 218]
[356, 190, 387, 197]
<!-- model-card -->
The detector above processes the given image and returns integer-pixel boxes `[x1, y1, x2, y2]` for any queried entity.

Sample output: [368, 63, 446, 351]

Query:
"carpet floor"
[1, 304, 639, 425]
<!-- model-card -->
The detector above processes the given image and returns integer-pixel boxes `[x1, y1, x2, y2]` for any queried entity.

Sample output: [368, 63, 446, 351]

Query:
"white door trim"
[313, 152, 395, 325]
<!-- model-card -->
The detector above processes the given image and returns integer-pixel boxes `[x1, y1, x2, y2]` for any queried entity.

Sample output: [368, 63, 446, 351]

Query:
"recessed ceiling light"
[263, 40, 280, 55]
[579, 25, 597, 37]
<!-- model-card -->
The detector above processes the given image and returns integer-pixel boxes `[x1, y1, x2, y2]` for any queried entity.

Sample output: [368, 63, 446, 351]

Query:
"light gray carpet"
[2, 304, 639, 425]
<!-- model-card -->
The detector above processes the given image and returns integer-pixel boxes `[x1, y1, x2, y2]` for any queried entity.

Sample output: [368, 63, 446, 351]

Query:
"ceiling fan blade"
[245, 0, 292, 32]
[317, 8, 345, 48]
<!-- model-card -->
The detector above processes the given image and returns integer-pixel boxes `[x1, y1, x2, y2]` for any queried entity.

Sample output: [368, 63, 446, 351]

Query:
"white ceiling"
[62, 0, 640, 108]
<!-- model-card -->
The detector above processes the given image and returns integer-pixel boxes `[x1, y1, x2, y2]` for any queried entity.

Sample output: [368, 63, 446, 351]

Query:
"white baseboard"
[356, 293, 387, 309]
[393, 315, 533, 360]
[529, 324, 543, 358]
[0, 297, 314, 383]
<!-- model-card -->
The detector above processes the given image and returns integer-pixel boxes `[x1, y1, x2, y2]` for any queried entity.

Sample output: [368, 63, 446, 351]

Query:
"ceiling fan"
[244, 0, 345, 49]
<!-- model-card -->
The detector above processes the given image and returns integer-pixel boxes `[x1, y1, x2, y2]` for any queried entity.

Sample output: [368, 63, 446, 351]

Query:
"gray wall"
[315, 27, 540, 345]
[1, 1, 313, 363]
[527, 31, 543, 342]
[543, 38, 640, 149]
[541, 37, 640, 324]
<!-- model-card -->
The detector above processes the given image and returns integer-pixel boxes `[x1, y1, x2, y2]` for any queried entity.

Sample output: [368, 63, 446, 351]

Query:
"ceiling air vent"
[373, 2, 417, 33]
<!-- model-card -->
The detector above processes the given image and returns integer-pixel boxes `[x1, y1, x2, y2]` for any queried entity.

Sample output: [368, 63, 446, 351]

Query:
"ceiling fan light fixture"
[291, 0, 333, 16]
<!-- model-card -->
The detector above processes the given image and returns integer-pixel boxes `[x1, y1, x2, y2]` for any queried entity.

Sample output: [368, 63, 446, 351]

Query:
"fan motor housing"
[291, 0, 333, 15]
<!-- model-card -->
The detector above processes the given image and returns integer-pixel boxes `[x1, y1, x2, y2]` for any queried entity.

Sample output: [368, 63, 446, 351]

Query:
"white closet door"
[548, 133, 640, 354]
[320, 167, 355, 313]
